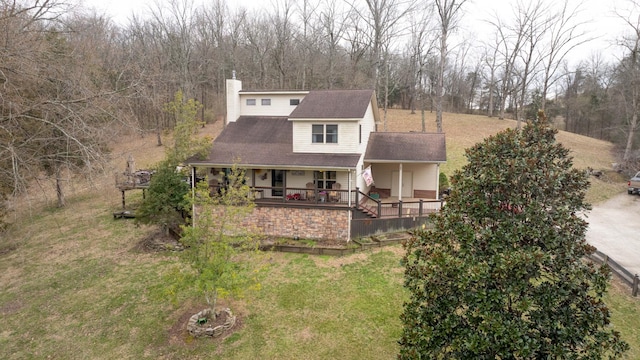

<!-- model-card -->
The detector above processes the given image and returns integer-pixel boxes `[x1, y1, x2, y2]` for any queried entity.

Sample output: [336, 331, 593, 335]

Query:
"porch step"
[358, 198, 378, 218]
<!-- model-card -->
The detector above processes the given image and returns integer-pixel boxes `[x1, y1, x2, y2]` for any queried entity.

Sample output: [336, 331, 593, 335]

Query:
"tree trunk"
[436, 30, 446, 133]
[624, 105, 638, 162]
[56, 169, 65, 208]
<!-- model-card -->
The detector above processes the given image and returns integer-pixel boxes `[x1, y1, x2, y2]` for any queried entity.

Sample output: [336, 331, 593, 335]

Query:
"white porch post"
[398, 163, 403, 201]
[191, 166, 196, 228]
[347, 169, 353, 242]
[348, 170, 353, 207]
[436, 164, 440, 200]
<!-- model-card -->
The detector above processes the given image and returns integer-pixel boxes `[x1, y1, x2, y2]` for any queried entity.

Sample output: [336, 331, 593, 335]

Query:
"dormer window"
[312, 124, 338, 144]
[261, 99, 271, 105]
[246, 99, 256, 106]
[290, 99, 300, 105]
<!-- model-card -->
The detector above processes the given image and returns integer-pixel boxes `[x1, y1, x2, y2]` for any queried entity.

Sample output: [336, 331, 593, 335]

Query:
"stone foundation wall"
[244, 207, 351, 241]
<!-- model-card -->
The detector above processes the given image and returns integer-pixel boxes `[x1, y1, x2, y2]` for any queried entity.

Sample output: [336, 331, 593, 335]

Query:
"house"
[185, 77, 446, 241]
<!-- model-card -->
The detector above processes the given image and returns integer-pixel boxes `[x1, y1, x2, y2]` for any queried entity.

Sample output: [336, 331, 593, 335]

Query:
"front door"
[272, 170, 284, 196]
[391, 171, 413, 198]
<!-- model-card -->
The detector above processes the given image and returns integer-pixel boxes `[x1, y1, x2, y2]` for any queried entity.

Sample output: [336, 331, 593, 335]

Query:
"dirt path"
[584, 192, 640, 276]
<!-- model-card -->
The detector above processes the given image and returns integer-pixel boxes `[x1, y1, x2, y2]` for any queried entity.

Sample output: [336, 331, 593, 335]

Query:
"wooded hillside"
[2, 0, 640, 217]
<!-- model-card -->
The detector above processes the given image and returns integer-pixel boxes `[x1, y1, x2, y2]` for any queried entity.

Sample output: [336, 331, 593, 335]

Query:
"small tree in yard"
[399, 112, 629, 359]
[178, 164, 262, 312]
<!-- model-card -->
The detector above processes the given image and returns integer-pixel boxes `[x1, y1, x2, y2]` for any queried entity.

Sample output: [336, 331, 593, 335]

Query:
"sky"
[80, 0, 633, 65]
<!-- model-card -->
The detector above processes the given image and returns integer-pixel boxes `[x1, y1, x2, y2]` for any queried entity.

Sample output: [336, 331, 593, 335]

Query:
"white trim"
[289, 117, 361, 122]
[240, 90, 309, 95]
[365, 160, 446, 164]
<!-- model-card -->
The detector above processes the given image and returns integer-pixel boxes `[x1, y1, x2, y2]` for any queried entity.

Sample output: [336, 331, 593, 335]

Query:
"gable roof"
[365, 132, 446, 163]
[289, 89, 375, 119]
[187, 116, 361, 169]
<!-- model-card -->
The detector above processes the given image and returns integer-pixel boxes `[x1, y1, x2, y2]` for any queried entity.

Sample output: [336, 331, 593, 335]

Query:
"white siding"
[356, 157, 368, 192]
[239, 93, 305, 117]
[286, 171, 314, 189]
[411, 165, 438, 190]
[369, 163, 438, 192]
[226, 79, 243, 124]
[291, 101, 376, 154]
[285, 171, 350, 188]
[292, 121, 361, 153]
[358, 104, 377, 154]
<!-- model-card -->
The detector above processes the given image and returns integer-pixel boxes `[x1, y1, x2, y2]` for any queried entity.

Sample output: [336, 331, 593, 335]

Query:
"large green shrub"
[399, 114, 628, 359]
[135, 161, 189, 234]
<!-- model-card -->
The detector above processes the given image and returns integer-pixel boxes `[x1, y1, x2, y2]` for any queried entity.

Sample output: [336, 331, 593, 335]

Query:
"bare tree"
[0, 2, 124, 207]
[539, 0, 590, 113]
[295, 0, 321, 89]
[244, 13, 275, 88]
[513, 0, 550, 127]
[481, 32, 502, 118]
[348, 0, 415, 101]
[342, 7, 369, 88]
[405, 6, 437, 130]
[149, 0, 199, 96]
[271, 0, 295, 89]
[488, 5, 527, 121]
[318, 0, 348, 89]
[434, 0, 468, 133]
[611, 0, 640, 163]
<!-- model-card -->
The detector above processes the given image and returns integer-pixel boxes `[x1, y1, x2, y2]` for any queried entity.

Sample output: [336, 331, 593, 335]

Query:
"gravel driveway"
[584, 193, 640, 276]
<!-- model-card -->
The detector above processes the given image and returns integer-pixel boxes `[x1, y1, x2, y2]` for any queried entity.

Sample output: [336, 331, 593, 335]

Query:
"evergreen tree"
[399, 112, 628, 359]
[135, 161, 189, 235]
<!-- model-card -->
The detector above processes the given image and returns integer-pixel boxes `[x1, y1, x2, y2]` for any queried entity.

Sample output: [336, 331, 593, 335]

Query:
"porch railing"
[248, 186, 443, 217]
[252, 185, 353, 205]
[355, 189, 443, 218]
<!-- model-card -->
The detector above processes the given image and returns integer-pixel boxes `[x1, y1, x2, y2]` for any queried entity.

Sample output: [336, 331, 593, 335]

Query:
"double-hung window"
[312, 124, 338, 144]
[314, 171, 336, 190]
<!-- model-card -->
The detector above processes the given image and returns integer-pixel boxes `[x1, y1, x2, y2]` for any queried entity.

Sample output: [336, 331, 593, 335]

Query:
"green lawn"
[1, 192, 639, 359]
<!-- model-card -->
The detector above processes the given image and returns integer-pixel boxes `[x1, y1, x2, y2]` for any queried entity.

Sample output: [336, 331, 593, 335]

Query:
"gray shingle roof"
[187, 116, 361, 169]
[365, 132, 446, 163]
[289, 90, 374, 119]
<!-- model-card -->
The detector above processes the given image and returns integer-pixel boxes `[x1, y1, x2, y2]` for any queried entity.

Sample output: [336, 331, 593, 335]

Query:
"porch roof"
[186, 116, 361, 169]
[364, 132, 446, 163]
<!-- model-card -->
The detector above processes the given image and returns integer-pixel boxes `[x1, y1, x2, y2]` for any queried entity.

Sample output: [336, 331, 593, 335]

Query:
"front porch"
[194, 166, 443, 241]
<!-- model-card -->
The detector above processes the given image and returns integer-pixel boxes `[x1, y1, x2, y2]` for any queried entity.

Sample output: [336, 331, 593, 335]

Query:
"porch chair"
[208, 178, 220, 196]
[329, 183, 341, 202]
[305, 182, 316, 201]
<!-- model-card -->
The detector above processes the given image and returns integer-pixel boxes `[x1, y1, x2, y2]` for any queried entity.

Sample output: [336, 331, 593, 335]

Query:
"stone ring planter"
[187, 307, 236, 338]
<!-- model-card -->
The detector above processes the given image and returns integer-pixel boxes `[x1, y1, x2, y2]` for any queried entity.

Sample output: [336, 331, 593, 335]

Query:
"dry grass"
[384, 109, 625, 203]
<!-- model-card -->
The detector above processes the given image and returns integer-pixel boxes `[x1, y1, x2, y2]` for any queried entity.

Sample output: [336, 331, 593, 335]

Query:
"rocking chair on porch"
[305, 182, 315, 201]
[329, 183, 341, 202]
